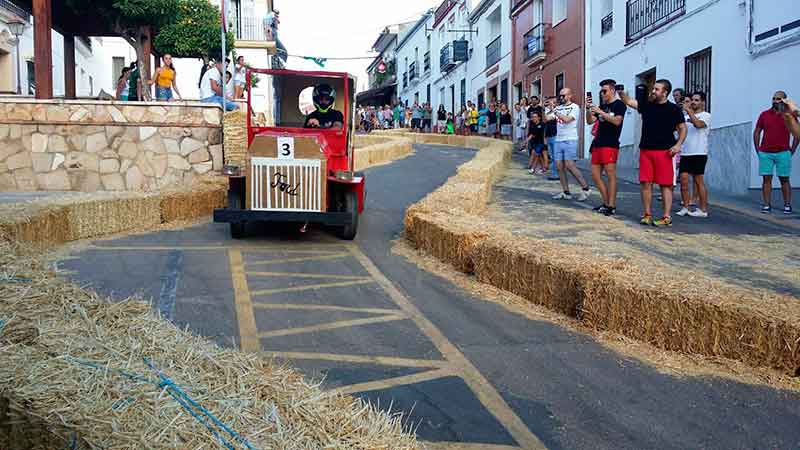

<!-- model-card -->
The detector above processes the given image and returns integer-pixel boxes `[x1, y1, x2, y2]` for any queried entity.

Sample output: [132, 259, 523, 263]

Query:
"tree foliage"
[154, 0, 235, 60]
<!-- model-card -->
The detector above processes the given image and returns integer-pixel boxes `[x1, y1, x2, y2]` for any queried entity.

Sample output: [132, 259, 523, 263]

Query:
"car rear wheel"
[228, 188, 246, 239]
[338, 190, 359, 240]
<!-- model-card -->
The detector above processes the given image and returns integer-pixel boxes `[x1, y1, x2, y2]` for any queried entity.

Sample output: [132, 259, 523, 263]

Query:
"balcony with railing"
[0, 0, 30, 19]
[601, 11, 613, 35]
[409, 62, 418, 81]
[523, 24, 545, 63]
[626, 0, 685, 43]
[486, 35, 501, 69]
[440, 43, 455, 72]
[232, 15, 267, 41]
[423, 51, 431, 72]
[402, 72, 408, 89]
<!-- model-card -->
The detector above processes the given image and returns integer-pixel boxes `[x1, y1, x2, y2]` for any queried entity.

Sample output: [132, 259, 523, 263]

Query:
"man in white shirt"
[552, 88, 591, 201]
[200, 61, 238, 111]
[676, 91, 711, 217]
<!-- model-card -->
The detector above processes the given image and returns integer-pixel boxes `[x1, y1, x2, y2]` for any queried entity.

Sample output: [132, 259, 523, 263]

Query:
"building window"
[552, 0, 567, 25]
[531, 79, 541, 99]
[601, 0, 613, 36]
[426, 84, 431, 103]
[460, 78, 466, 108]
[685, 47, 712, 111]
[477, 91, 485, 108]
[112, 57, 125, 87]
[554, 73, 564, 96]
[26, 60, 35, 95]
[500, 78, 508, 105]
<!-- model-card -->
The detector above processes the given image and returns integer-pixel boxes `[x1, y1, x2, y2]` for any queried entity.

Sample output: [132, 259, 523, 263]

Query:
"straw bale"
[354, 134, 393, 148]
[582, 264, 800, 374]
[446, 135, 467, 147]
[64, 194, 162, 240]
[404, 210, 488, 273]
[472, 237, 619, 317]
[0, 206, 70, 248]
[0, 241, 420, 449]
[413, 180, 491, 216]
[160, 184, 227, 222]
[223, 110, 247, 167]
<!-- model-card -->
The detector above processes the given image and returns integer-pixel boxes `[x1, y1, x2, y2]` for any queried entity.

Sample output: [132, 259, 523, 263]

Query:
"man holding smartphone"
[620, 79, 687, 227]
[753, 91, 798, 214]
[586, 79, 627, 216]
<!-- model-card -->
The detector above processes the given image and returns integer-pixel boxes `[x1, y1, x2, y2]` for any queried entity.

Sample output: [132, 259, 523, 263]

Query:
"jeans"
[155, 87, 173, 100]
[547, 137, 559, 176]
[202, 95, 237, 111]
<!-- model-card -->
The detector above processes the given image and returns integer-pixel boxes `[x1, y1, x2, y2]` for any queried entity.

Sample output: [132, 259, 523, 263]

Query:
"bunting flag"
[303, 56, 327, 68]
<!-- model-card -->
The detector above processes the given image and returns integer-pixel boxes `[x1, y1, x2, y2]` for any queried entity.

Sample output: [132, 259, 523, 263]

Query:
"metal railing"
[409, 62, 417, 81]
[0, 0, 30, 19]
[601, 11, 613, 35]
[423, 51, 431, 72]
[523, 24, 545, 61]
[232, 15, 267, 41]
[402, 72, 407, 88]
[440, 43, 454, 71]
[486, 35, 501, 69]
[626, 0, 685, 42]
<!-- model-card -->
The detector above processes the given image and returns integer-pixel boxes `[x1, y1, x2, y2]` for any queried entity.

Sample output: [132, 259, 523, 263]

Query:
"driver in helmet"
[304, 83, 344, 129]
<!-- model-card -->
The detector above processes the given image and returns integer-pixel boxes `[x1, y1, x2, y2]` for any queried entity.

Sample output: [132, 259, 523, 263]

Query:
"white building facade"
[467, 0, 513, 109]
[586, 0, 800, 193]
[396, 11, 435, 107]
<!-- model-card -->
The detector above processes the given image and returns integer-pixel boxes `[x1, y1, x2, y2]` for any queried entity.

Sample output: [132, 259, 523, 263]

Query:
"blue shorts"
[529, 143, 545, 156]
[758, 151, 792, 178]
[202, 95, 238, 112]
[553, 140, 578, 161]
[155, 87, 173, 100]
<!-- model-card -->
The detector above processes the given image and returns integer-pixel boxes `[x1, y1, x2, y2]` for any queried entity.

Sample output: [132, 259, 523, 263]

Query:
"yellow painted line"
[421, 442, 521, 450]
[86, 245, 348, 254]
[253, 303, 404, 315]
[242, 247, 349, 254]
[88, 245, 227, 251]
[228, 249, 260, 352]
[329, 367, 454, 396]
[348, 244, 548, 450]
[247, 252, 351, 266]
[261, 351, 450, 369]
[246, 271, 370, 281]
[256, 314, 407, 339]
[250, 279, 374, 296]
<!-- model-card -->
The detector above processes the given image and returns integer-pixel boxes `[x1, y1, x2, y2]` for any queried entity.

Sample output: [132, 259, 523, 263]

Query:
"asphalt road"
[59, 144, 800, 450]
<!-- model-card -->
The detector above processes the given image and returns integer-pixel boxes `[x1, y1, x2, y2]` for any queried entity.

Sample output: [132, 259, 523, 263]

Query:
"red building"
[511, 0, 585, 152]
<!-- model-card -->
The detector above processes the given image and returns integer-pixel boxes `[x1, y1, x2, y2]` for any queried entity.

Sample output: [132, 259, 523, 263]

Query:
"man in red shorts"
[586, 79, 627, 216]
[620, 79, 687, 227]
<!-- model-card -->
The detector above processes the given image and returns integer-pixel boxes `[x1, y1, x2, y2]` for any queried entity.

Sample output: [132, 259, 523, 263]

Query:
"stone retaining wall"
[0, 99, 223, 192]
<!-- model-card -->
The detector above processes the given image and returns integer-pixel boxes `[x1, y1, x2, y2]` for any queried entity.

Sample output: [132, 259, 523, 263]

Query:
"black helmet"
[313, 84, 336, 113]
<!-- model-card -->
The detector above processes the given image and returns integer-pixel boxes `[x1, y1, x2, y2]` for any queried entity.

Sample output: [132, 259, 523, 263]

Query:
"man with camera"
[620, 79, 687, 227]
[586, 79, 627, 216]
[551, 88, 591, 201]
[676, 92, 712, 218]
[753, 91, 798, 214]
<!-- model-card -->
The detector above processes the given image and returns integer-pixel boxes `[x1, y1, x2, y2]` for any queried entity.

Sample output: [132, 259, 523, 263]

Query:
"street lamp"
[7, 18, 26, 95]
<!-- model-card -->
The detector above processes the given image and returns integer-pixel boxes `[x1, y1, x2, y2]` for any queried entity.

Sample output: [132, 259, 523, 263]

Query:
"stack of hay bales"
[223, 110, 248, 167]
[0, 241, 420, 449]
[398, 130, 800, 376]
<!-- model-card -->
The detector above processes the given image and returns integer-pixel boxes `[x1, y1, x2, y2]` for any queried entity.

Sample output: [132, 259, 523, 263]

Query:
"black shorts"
[679, 155, 708, 175]
[411, 118, 420, 129]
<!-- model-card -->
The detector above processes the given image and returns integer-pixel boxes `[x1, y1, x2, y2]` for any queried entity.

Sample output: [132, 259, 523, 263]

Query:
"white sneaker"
[553, 192, 572, 200]
[576, 189, 590, 202]
[676, 207, 690, 216]
[688, 209, 708, 218]
[528, 168, 535, 174]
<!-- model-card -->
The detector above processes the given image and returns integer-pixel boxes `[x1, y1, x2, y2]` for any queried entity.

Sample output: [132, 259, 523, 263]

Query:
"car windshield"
[249, 72, 352, 130]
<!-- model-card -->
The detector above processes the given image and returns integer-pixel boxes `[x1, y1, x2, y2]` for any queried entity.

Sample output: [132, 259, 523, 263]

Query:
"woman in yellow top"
[150, 54, 182, 101]
[467, 101, 479, 136]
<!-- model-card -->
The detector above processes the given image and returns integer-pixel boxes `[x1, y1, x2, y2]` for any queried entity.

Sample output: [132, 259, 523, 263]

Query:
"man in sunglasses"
[753, 91, 798, 214]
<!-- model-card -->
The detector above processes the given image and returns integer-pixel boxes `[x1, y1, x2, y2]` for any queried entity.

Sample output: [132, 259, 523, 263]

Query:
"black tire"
[338, 190, 359, 240]
[228, 188, 246, 239]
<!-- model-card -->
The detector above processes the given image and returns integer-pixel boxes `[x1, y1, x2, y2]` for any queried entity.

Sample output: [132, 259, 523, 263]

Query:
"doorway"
[450, 84, 455, 114]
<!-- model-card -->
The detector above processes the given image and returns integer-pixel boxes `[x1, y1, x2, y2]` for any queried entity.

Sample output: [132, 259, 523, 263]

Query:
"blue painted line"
[157, 250, 183, 321]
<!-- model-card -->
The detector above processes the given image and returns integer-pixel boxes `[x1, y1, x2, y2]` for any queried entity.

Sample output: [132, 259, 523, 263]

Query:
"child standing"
[525, 111, 548, 174]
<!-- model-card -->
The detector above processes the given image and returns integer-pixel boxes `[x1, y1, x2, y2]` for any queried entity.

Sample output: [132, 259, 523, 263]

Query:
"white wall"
[585, 0, 800, 191]
[467, 0, 513, 107]
[396, 14, 434, 106]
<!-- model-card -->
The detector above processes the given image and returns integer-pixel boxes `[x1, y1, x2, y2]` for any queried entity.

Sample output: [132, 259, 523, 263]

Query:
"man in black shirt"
[586, 79, 627, 216]
[304, 84, 344, 129]
[621, 79, 687, 227]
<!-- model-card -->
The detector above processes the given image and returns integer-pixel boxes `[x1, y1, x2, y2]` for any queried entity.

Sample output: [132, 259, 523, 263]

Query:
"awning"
[356, 83, 397, 105]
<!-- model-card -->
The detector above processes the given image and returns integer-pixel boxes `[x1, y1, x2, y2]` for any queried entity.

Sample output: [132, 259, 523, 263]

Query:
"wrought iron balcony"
[232, 15, 268, 41]
[409, 62, 418, 81]
[601, 11, 613, 35]
[523, 24, 545, 63]
[423, 51, 431, 72]
[486, 35, 501, 69]
[626, 0, 685, 43]
[402, 72, 408, 89]
[440, 43, 455, 72]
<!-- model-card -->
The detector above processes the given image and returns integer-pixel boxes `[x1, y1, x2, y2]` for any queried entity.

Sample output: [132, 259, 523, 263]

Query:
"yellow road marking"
[261, 351, 450, 369]
[87, 245, 347, 254]
[228, 249, 260, 352]
[246, 271, 370, 281]
[253, 303, 404, 315]
[348, 244, 548, 450]
[257, 314, 407, 339]
[421, 442, 520, 450]
[247, 252, 351, 266]
[329, 367, 454, 396]
[250, 279, 374, 296]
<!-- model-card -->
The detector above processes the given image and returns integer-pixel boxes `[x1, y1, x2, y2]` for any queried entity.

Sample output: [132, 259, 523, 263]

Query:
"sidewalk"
[574, 159, 800, 231]
[488, 151, 800, 298]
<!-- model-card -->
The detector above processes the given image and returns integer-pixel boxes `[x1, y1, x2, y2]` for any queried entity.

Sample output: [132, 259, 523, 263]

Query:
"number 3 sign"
[277, 137, 294, 160]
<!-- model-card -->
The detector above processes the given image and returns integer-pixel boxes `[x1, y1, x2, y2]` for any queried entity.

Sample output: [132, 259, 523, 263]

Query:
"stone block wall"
[0, 99, 223, 192]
